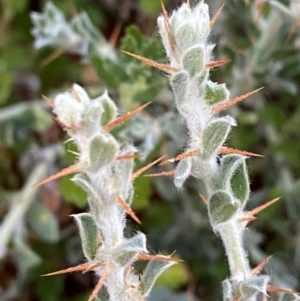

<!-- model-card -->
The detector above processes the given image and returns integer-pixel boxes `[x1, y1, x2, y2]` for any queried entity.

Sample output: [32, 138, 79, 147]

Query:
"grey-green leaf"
[73, 213, 98, 261]
[142, 260, 175, 297]
[112, 143, 135, 201]
[170, 71, 189, 110]
[214, 155, 244, 190]
[230, 159, 249, 205]
[182, 46, 205, 76]
[174, 157, 192, 188]
[113, 232, 147, 267]
[89, 134, 118, 172]
[175, 24, 198, 54]
[205, 81, 229, 105]
[239, 275, 269, 299]
[201, 117, 235, 160]
[82, 103, 103, 136]
[13, 240, 41, 271]
[27, 201, 59, 242]
[208, 191, 238, 225]
[72, 173, 103, 206]
[98, 91, 117, 126]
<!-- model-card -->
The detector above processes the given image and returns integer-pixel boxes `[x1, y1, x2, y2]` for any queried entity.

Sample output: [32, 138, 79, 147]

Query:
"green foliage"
[27, 201, 59, 242]
[132, 175, 151, 210]
[1, 0, 300, 300]
[209, 191, 238, 225]
[59, 175, 87, 208]
[142, 260, 175, 297]
[201, 118, 234, 159]
[73, 213, 99, 261]
[89, 134, 118, 171]
[93, 25, 166, 107]
[154, 261, 188, 289]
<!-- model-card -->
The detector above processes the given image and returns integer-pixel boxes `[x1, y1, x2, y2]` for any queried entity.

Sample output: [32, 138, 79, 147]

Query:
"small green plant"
[124, 1, 300, 300]
[1, 0, 298, 300]
[37, 84, 175, 301]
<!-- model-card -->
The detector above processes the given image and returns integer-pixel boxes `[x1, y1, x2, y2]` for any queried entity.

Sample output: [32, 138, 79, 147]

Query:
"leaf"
[230, 159, 249, 204]
[174, 157, 192, 188]
[92, 56, 126, 89]
[182, 46, 205, 76]
[239, 275, 270, 299]
[213, 155, 242, 190]
[13, 241, 41, 271]
[81, 102, 103, 136]
[27, 201, 59, 242]
[208, 191, 238, 225]
[205, 81, 229, 105]
[59, 175, 87, 208]
[113, 232, 147, 267]
[201, 117, 235, 160]
[89, 134, 118, 172]
[98, 92, 117, 126]
[170, 71, 189, 110]
[215, 154, 250, 204]
[141, 260, 175, 297]
[154, 260, 188, 289]
[73, 213, 99, 261]
[175, 24, 199, 54]
[112, 143, 135, 201]
[72, 173, 103, 207]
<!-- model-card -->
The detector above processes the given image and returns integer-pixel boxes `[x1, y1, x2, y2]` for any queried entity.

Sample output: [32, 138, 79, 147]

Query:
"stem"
[218, 222, 250, 278]
[0, 164, 46, 258]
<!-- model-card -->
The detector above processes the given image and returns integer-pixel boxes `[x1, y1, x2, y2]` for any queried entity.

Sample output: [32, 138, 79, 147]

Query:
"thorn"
[160, 0, 168, 19]
[40, 49, 64, 67]
[206, 59, 231, 69]
[52, 117, 76, 130]
[240, 216, 256, 222]
[116, 196, 141, 224]
[218, 146, 264, 157]
[267, 285, 300, 295]
[247, 197, 280, 217]
[34, 162, 86, 187]
[41, 263, 90, 276]
[210, 3, 225, 28]
[138, 253, 181, 262]
[42, 95, 55, 108]
[233, 294, 241, 301]
[122, 51, 178, 73]
[131, 156, 165, 180]
[102, 102, 151, 133]
[109, 22, 122, 47]
[116, 153, 141, 160]
[144, 170, 175, 177]
[88, 264, 112, 301]
[199, 193, 208, 205]
[83, 262, 101, 274]
[212, 87, 264, 114]
[251, 255, 272, 275]
[160, 0, 179, 63]
[160, 150, 197, 165]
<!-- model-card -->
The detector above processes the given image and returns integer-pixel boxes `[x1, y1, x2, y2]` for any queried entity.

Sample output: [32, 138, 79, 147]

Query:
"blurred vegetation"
[0, 0, 300, 300]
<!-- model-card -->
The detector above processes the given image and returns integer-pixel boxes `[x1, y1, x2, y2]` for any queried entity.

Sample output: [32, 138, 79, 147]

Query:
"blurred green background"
[0, 0, 300, 300]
